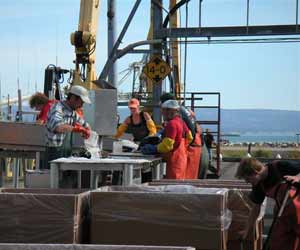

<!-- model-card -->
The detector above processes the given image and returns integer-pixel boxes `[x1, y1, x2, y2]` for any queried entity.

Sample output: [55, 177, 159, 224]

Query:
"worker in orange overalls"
[141, 100, 192, 179]
[236, 158, 300, 250]
[160, 93, 201, 179]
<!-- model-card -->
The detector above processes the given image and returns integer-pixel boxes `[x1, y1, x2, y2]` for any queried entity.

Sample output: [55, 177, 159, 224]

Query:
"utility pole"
[7, 94, 11, 121]
[0, 75, 2, 120]
[151, 0, 163, 124]
[107, 0, 117, 88]
[17, 89, 23, 121]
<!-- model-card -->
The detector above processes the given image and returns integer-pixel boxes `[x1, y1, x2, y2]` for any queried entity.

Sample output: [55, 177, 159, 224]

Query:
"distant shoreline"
[220, 145, 300, 159]
[221, 134, 299, 144]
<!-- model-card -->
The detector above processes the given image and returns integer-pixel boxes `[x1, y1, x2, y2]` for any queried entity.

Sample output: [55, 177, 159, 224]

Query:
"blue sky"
[0, 0, 299, 111]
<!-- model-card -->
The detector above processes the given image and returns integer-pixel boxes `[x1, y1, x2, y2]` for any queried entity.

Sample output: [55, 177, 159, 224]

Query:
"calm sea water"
[222, 135, 299, 143]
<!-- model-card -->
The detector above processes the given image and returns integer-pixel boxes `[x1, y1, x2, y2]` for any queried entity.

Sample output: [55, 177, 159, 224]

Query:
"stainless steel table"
[0, 146, 45, 188]
[109, 152, 166, 180]
[50, 156, 163, 188]
[109, 152, 159, 158]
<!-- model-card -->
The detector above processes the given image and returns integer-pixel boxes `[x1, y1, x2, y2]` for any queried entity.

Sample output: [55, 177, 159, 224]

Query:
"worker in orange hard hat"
[114, 98, 157, 143]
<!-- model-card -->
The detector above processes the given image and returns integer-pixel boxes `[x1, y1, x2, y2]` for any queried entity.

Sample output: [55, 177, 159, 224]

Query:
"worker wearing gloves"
[141, 100, 193, 179]
[160, 93, 201, 179]
[29, 92, 57, 124]
[114, 98, 157, 142]
[236, 158, 300, 250]
[46, 85, 91, 167]
[160, 93, 197, 139]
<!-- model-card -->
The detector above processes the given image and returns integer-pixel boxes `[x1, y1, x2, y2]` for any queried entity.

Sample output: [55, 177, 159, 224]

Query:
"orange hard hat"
[128, 98, 140, 108]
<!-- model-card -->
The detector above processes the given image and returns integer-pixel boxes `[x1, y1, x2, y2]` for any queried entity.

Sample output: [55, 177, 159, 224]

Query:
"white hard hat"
[161, 100, 180, 110]
[69, 85, 91, 104]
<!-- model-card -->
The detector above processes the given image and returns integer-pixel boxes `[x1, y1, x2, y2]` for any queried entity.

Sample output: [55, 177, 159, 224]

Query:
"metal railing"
[183, 92, 221, 175]
[157, 0, 300, 39]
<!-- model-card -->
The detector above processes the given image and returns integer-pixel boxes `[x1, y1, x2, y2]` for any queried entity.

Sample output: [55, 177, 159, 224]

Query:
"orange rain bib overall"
[265, 184, 300, 250]
[165, 138, 188, 179]
[186, 132, 202, 179]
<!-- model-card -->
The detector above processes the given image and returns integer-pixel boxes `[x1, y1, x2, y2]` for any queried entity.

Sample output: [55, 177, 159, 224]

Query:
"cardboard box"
[228, 219, 263, 250]
[148, 180, 265, 250]
[24, 170, 50, 188]
[0, 244, 195, 250]
[150, 180, 251, 189]
[227, 240, 257, 250]
[0, 189, 90, 244]
[90, 186, 230, 250]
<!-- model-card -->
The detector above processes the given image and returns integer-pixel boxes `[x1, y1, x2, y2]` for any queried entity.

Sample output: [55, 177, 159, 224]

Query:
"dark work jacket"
[126, 112, 149, 142]
[249, 160, 300, 204]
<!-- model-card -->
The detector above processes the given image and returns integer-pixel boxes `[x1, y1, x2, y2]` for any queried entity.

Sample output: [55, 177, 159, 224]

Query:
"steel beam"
[116, 49, 161, 54]
[156, 25, 300, 38]
[151, 0, 163, 124]
[98, 0, 142, 83]
[95, 40, 162, 87]
[107, 0, 117, 87]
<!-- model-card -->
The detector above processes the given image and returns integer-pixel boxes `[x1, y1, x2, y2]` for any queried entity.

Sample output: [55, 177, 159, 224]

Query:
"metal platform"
[50, 156, 163, 189]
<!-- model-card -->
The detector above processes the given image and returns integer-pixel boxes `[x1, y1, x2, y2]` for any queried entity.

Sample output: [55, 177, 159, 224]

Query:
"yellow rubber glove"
[186, 130, 193, 144]
[114, 123, 128, 139]
[157, 137, 175, 154]
[146, 119, 157, 136]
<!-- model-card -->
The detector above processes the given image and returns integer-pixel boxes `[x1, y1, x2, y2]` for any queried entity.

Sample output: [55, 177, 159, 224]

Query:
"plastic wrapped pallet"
[0, 189, 90, 244]
[150, 179, 251, 189]
[149, 180, 266, 250]
[0, 244, 195, 250]
[227, 216, 264, 250]
[90, 185, 232, 250]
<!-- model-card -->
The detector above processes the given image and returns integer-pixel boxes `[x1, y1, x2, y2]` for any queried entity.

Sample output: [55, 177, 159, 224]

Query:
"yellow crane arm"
[70, 0, 101, 90]
[169, 0, 181, 99]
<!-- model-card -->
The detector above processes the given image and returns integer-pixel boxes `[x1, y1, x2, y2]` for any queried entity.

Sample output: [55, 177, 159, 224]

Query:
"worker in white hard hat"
[160, 92, 203, 179]
[45, 85, 91, 169]
[141, 100, 193, 179]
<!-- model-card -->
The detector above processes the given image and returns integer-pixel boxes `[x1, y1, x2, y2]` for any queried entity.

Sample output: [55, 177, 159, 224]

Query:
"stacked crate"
[0, 189, 90, 244]
[149, 180, 265, 250]
[0, 181, 264, 250]
[90, 185, 231, 250]
[0, 245, 195, 250]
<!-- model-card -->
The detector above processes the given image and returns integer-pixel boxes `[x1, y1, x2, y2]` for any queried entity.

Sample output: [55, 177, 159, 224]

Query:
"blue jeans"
[207, 147, 212, 162]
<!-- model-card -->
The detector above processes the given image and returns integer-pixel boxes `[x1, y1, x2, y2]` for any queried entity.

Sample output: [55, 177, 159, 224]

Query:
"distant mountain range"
[217, 109, 299, 134]
[2, 105, 299, 135]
